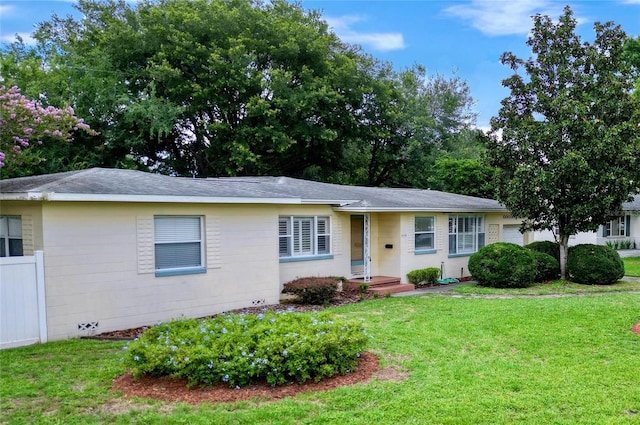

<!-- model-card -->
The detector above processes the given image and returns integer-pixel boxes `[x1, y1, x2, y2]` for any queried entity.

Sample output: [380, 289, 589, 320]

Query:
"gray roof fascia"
[333, 205, 509, 213]
[0, 191, 303, 204]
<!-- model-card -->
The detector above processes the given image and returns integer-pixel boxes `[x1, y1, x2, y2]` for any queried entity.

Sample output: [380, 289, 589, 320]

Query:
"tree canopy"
[1, 0, 476, 185]
[487, 6, 640, 279]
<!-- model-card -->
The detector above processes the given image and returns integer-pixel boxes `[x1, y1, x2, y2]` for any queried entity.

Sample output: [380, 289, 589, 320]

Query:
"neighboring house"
[531, 195, 640, 248]
[0, 168, 524, 342]
[596, 195, 640, 248]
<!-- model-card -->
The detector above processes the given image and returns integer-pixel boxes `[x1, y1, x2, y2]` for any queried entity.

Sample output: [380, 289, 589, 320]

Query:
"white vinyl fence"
[0, 251, 47, 349]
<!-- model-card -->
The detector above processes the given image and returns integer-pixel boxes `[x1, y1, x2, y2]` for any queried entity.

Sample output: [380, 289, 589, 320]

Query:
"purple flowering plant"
[0, 84, 96, 170]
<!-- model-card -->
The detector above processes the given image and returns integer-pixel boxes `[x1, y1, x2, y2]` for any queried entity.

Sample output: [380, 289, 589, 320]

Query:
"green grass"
[623, 256, 640, 277]
[453, 279, 640, 296]
[2, 294, 640, 424]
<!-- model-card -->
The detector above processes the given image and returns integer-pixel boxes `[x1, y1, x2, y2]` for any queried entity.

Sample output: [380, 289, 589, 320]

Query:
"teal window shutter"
[625, 215, 631, 237]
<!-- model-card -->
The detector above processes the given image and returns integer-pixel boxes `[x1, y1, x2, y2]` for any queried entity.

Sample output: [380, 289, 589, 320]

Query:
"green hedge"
[406, 267, 441, 286]
[525, 240, 560, 263]
[530, 251, 560, 282]
[282, 277, 340, 305]
[124, 311, 369, 388]
[468, 242, 537, 288]
[567, 244, 624, 285]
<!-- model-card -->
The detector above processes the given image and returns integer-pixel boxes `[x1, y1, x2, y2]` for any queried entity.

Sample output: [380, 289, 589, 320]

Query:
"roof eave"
[0, 192, 303, 204]
[333, 206, 509, 213]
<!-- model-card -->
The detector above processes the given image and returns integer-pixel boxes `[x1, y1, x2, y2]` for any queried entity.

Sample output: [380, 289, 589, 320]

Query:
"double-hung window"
[449, 215, 485, 255]
[279, 216, 331, 260]
[154, 216, 205, 276]
[603, 216, 630, 237]
[415, 216, 435, 253]
[0, 216, 23, 257]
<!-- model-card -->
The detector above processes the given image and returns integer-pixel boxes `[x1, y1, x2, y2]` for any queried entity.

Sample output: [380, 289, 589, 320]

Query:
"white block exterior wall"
[5, 201, 283, 341]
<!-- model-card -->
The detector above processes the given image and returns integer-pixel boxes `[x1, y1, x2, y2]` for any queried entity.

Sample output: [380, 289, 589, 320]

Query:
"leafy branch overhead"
[487, 5, 640, 279]
[1, 0, 476, 186]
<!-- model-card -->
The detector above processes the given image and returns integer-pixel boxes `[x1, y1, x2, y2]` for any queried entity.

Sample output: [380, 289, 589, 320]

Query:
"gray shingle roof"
[1, 168, 507, 212]
[622, 195, 640, 211]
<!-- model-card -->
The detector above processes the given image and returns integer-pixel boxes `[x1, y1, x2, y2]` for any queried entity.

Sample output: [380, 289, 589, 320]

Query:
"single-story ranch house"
[1, 168, 525, 343]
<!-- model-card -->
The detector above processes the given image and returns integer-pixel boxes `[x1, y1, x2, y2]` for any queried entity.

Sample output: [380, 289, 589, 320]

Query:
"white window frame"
[603, 215, 630, 238]
[449, 215, 485, 255]
[154, 216, 205, 276]
[279, 216, 331, 260]
[414, 216, 435, 252]
[0, 216, 23, 257]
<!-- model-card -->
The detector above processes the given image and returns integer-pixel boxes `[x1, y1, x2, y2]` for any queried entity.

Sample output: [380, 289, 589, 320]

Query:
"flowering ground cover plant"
[123, 309, 369, 388]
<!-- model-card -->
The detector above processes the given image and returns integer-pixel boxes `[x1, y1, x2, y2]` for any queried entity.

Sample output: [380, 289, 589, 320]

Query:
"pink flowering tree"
[0, 85, 96, 173]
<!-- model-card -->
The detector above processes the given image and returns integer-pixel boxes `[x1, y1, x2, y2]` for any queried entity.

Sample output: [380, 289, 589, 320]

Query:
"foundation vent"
[78, 322, 99, 336]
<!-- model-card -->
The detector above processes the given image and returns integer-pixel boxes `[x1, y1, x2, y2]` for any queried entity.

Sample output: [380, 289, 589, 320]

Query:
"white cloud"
[0, 32, 36, 45]
[325, 15, 405, 51]
[444, 0, 565, 36]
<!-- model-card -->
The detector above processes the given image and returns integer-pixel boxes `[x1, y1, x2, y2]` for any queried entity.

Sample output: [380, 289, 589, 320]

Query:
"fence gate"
[0, 251, 47, 349]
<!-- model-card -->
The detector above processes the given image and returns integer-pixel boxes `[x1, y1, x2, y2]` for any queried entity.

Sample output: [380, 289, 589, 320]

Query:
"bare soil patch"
[632, 322, 640, 336]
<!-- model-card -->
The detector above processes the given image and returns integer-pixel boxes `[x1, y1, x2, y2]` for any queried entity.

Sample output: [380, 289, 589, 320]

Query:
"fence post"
[35, 251, 48, 343]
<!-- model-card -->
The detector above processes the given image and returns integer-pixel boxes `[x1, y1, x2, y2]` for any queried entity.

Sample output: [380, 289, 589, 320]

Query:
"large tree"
[2, 0, 477, 186]
[487, 6, 640, 280]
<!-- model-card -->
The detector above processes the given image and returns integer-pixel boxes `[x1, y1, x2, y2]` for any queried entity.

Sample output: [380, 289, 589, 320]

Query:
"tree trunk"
[559, 234, 570, 280]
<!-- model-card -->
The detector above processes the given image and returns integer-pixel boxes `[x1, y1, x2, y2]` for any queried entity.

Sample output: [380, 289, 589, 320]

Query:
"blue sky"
[1, 0, 639, 128]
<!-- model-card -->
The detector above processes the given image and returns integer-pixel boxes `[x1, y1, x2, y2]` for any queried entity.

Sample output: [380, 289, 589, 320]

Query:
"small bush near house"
[124, 310, 369, 388]
[606, 239, 637, 250]
[567, 244, 624, 285]
[531, 251, 560, 282]
[468, 242, 537, 288]
[406, 267, 441, 286]
[525, 240, 560, 263]
[282, 277, 341, 305]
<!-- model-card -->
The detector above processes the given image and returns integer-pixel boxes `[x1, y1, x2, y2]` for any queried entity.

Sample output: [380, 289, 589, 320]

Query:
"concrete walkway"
[618, 249, 640, 258]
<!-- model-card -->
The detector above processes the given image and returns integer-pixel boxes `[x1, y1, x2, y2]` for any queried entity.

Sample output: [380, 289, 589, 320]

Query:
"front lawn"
[2, 294, 639, 424]
[453, 279, 640, 295]
[623, 256, 640, 277]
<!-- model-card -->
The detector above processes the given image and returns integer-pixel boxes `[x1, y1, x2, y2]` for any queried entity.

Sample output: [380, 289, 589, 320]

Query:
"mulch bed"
[107, 290, 383, 404]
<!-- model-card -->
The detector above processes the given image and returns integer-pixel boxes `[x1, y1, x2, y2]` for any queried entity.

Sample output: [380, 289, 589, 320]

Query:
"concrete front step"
[344, 276, 415, 295]
[368, 283, 416, 295]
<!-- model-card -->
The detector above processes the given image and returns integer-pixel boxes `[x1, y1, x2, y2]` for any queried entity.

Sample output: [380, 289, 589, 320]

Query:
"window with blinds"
[154, 216, 204, 273]
[279, 216, 331, 259]
[414, 216, 435, 251]
[448, 215, 485, 255]
[0, 216, 23, 257]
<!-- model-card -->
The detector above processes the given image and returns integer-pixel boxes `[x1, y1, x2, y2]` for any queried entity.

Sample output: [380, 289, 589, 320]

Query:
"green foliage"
[530, 251, 560, 282]
[486, 6, 640, 280]
[2, 0, 477, 188]
[468, 242, 537, 288]
[525, 241, 560, 263]
[124, 311, 369, 387]
[605, 239, 637, 250]
[425, 156, 497, 198]
[567, 244, 624, 285]
[406, 267, 441, 286]
[282, 277, 339, 305]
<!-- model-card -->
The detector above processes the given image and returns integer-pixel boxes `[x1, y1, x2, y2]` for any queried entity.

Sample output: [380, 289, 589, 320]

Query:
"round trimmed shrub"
[468, 242, 537, 288]
[525, 240, 560, 263]
[531, 251, 560, 282]
[567, 244, 624, 285]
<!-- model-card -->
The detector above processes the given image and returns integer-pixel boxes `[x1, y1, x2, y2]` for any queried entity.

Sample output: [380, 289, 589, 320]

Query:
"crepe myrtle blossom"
[0, 84, 96, 168]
